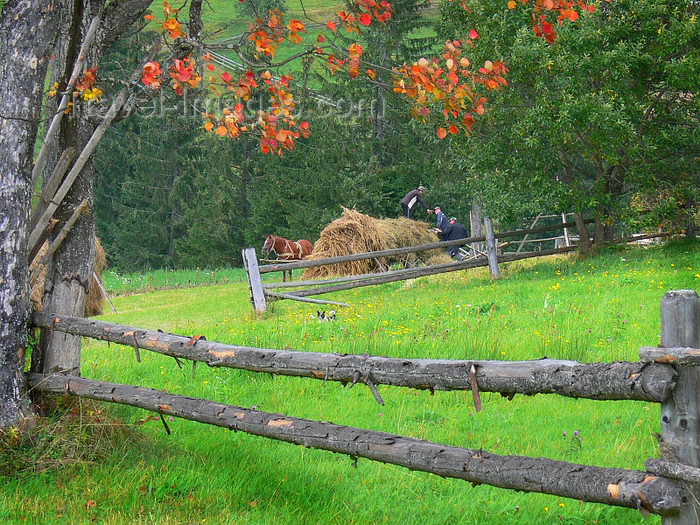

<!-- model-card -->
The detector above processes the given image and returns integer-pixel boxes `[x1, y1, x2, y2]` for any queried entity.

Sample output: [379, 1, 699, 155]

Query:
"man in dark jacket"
[433, 205, 449, 239]
[442, 217, 468, 258]
[401, 185, 432, 218]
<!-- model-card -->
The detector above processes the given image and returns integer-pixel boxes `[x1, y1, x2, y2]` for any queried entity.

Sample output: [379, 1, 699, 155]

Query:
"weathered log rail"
[31, 311, 676, 403]
[257, 219, 593, 275]
[29, 290, 700, 523]
[247, 219, 671, 313]
[27, 374, 682, 517]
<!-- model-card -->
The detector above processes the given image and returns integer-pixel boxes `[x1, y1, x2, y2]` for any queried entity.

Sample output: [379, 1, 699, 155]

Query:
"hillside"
[3, 240, 698, 523]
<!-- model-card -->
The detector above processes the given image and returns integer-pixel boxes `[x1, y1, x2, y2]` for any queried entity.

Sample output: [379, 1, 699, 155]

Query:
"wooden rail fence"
[29, 289, 700, 522]
[245, 219, 672, 313]
[245, 218, 598, 313]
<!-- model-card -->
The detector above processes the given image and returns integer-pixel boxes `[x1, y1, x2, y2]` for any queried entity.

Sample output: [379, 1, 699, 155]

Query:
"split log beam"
[29, 198, 89, 275]
[27, 39, 163, 251]
[264, 291, 350, 307]
[492, 218, 595, 241]
[242, 248, 266, 313]
[30, 15, 101, 189]
[27, 218, 58, 267]
[31, 312, 676, 402]
[646, 459, 700, 485]
[278, 247, 578, 299]
[259, 220, 587, 274]
[29, 147, 76, 233]
[27, 374, 681, 517]
[484, 216, 500, 279]
[259, 219, 595, 275]
[639, 347, 700, 366]
[259, 237, 486, 274]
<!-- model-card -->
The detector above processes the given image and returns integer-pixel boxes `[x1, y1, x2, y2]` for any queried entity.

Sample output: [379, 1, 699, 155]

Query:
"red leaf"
[326, 21, 337, 31]
[221, 72, 231, 83]
[360, 14, 372, 26]
[468, 29, 479, 39]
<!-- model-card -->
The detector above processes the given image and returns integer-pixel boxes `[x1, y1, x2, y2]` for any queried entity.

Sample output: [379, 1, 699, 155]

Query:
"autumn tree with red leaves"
[0, 0, 615, 429]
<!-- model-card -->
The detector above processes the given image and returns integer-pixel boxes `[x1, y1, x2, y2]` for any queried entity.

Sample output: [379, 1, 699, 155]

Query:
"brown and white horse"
[261, 235, 313, 280]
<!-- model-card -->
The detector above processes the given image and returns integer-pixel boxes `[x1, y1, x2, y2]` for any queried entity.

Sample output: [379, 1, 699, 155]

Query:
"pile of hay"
[377, 217, 445, 267]
[302, 208, 444, 279]
[31, 237, 107, 317]
[302, 208, 388, 278]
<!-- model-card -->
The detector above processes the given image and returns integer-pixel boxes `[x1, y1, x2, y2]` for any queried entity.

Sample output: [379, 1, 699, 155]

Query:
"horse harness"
[268, 236, 303, 259]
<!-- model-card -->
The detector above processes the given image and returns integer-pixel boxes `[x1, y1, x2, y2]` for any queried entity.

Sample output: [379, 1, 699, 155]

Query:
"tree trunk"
[36, 0, 153, 374]
[685, 198, 696, 240]
[573, 211, 593, 252]
[469, 201, 483, 256]
[0, 0, 59, 428]
[37, 0, 100, 375]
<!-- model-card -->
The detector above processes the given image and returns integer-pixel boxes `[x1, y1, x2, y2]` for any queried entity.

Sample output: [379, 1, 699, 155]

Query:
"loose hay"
[302, 208, 441, 279]
[376, 217, 443, 267]
[86, 238, 107, 317]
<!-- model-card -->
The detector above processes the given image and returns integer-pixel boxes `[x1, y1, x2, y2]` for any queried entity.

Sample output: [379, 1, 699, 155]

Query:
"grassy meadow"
[3, 240, 699, 524]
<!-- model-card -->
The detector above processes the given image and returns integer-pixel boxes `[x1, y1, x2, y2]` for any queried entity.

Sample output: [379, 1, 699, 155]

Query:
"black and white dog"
[317, 310, 336, 322]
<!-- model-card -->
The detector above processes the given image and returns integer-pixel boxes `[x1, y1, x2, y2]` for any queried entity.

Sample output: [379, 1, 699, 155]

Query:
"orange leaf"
[326, 21, 337, 31]
[204, 121, 214, 131]
[468, 29, 479, 39]
[507, 0, 517, 8]
[449, 125, 459, 134]
[437, 127, 447, 139]
[215, 126, 228, 136]
[144, 14, 155, 20]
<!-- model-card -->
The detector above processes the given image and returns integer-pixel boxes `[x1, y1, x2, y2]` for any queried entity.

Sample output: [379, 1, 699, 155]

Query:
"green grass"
[3, 240, 699, 524]
[101, 267, 248, 296]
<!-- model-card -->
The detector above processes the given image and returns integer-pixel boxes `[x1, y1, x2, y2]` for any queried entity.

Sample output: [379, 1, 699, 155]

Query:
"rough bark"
[37, 0, 154, 375]
[573, 211, 593, 252]
[0, 0, 60, 428]
[646, 459, 700, 485]
[685, 199, 696, 240]
[469, 201, 483, 256]
[658, 291, 700, 525]
[32, 312, 678, 403]
[27, 374, 682, 516]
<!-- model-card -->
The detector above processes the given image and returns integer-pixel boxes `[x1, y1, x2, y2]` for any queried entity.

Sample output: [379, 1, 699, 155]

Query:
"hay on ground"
[302, 208, 442, 279]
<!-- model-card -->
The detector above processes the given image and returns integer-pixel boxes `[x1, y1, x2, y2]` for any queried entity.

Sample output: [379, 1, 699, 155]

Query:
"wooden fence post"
[242, 248, 267, 313]
[561, 213, 571, 247]
[484, 216, 500, 279]
[660, 290, 700, 525]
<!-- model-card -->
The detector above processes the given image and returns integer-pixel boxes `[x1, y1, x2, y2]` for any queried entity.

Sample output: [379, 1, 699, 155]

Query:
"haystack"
[376, 217, 443, 267]
[302, 208, 442, 279]
[31, 237, 107, 317]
